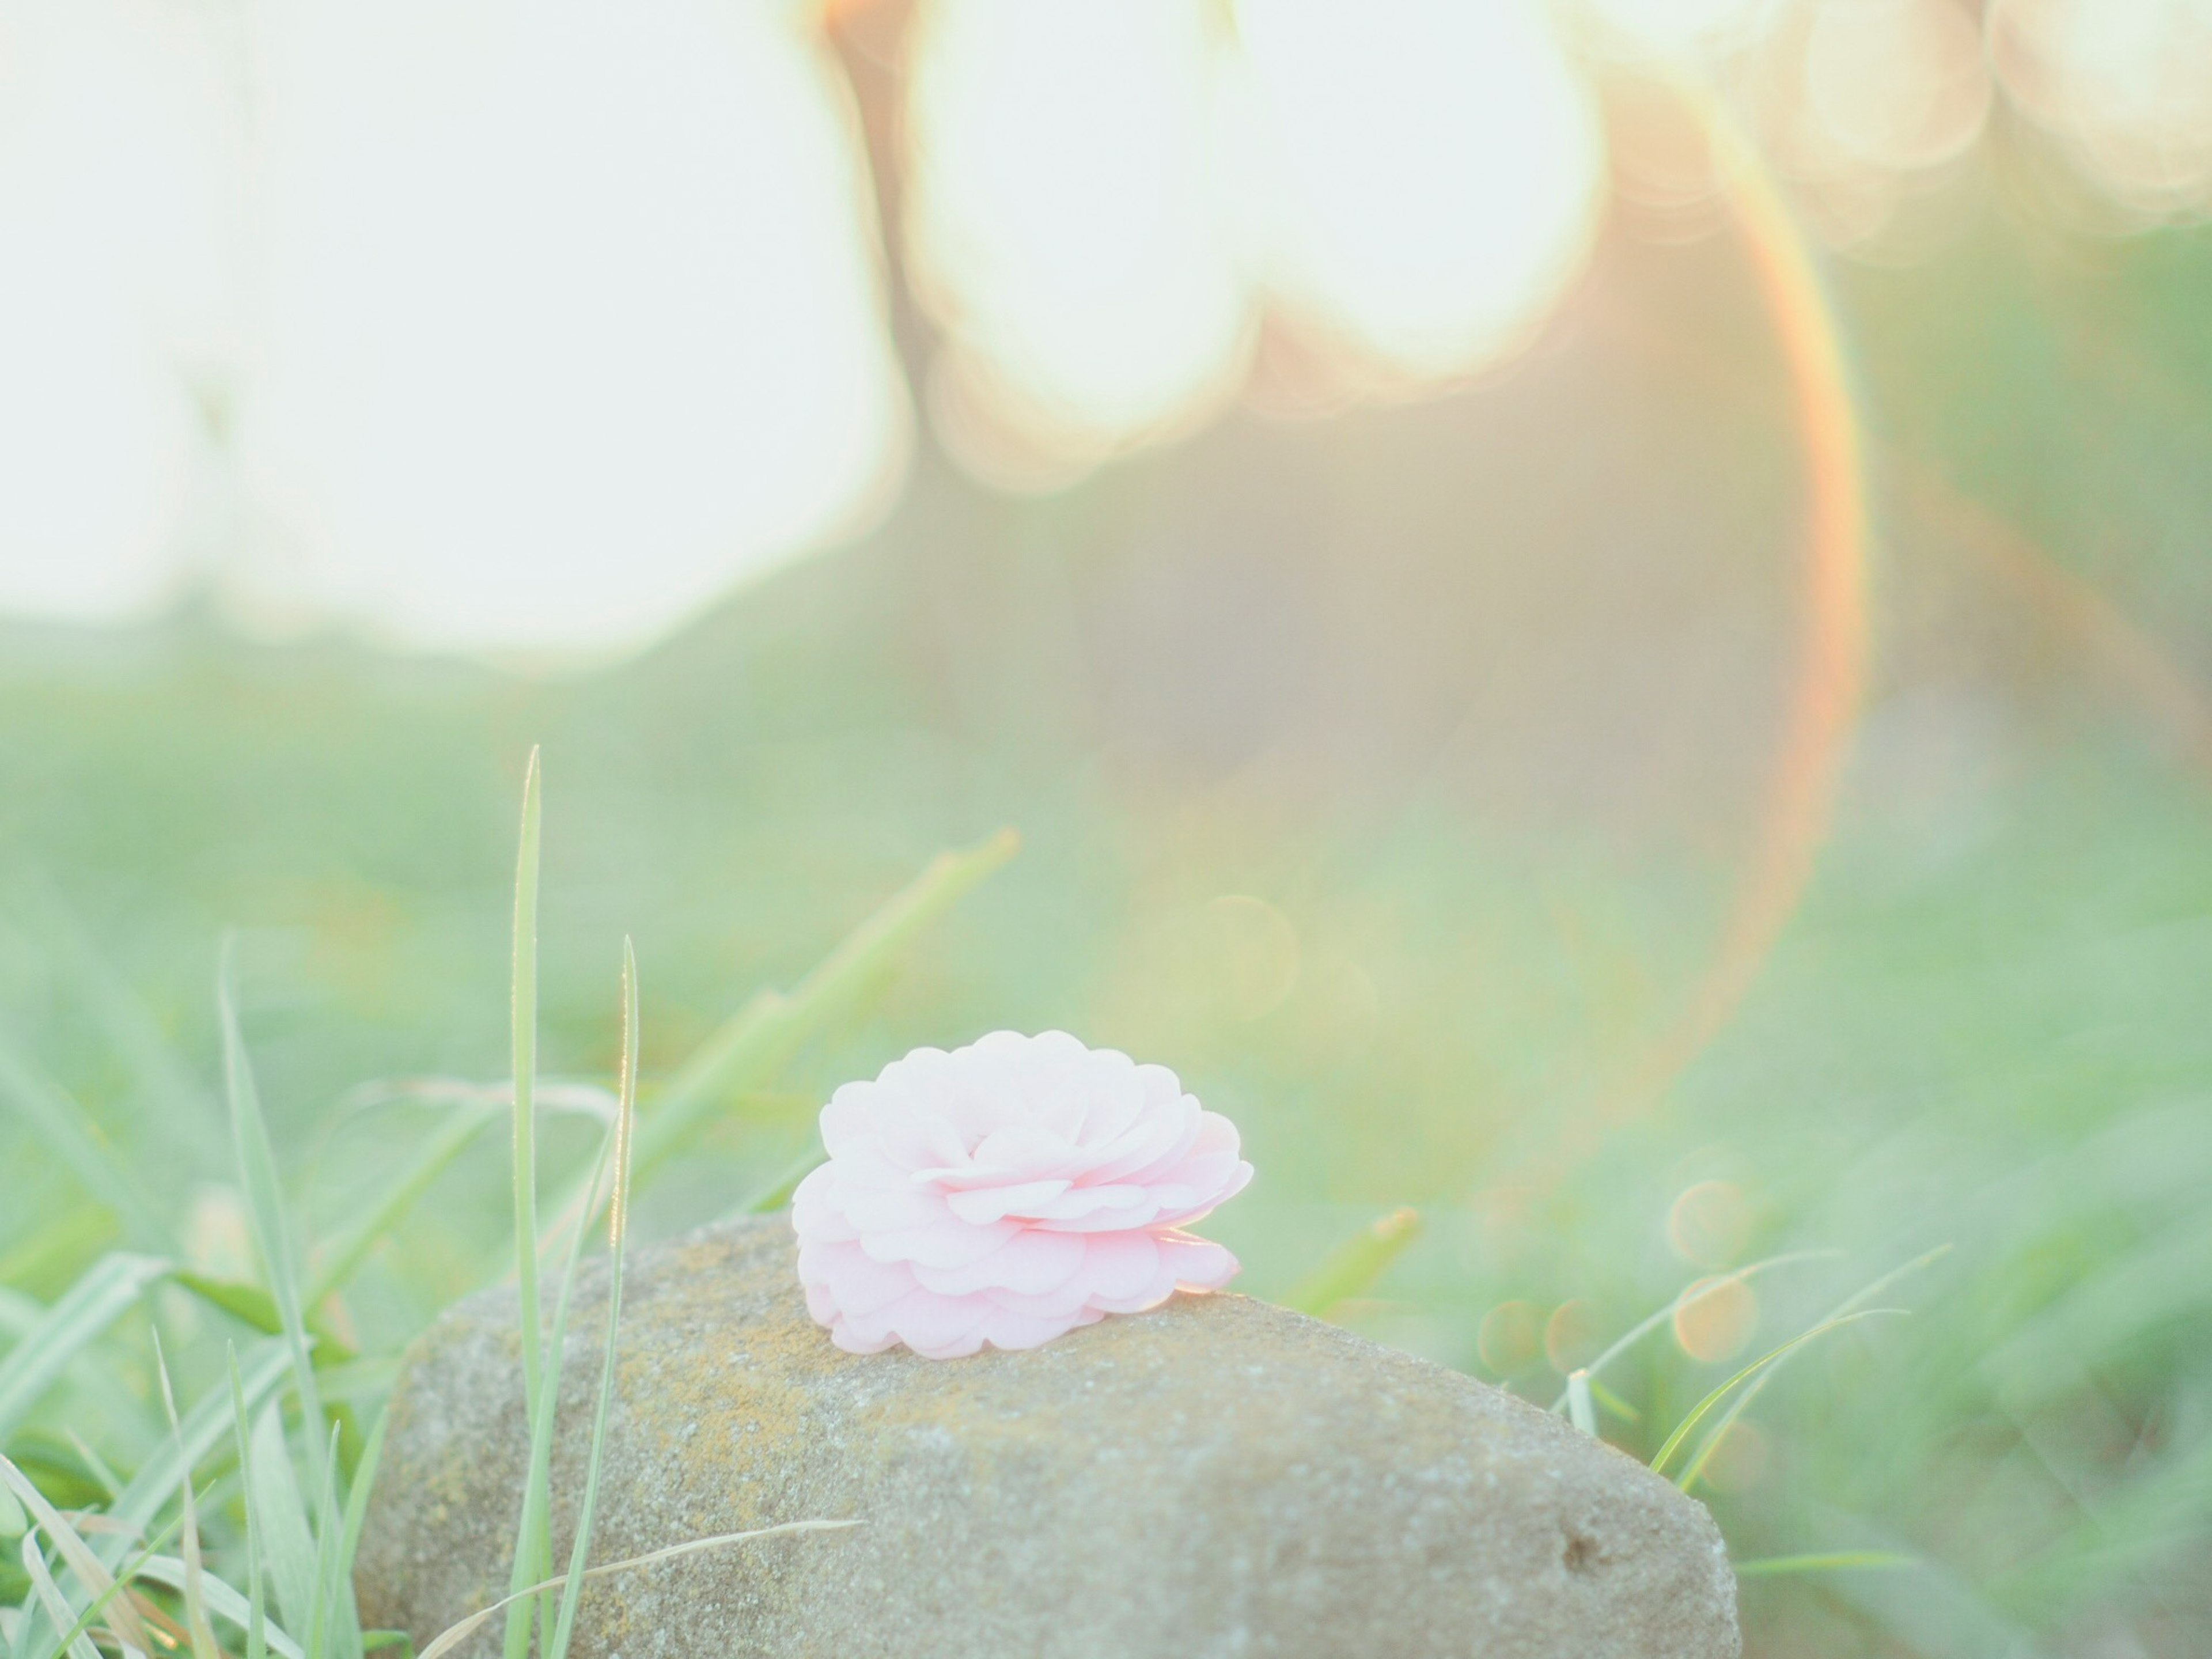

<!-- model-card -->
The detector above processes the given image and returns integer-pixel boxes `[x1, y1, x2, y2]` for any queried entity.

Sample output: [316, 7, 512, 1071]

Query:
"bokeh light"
[1232, 0, 1607, 382]
[0, 0, 238, 621]
[1673, 1274, 1759, 1363]
[1990, 0, 2212, 221]
[1582, 0, 1779, 59]
[237, 0, 907, 653]
[903, 0, 1251, 480]
[1800, 0, 1990, 176]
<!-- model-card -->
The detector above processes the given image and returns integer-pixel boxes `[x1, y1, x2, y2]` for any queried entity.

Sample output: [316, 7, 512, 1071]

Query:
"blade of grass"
[1283, 1208, 1421, 1319]
[150, 1332, 222, 1659]
[1675, 1245, 1950, 1493]
[501, 1118, 616, 1659]
[0, 1208, 118, 1299]
[1588, 1376, 1639, 1423]
[219, 938, 327, 1490]
[544, 941, 640, 1659]
[0, 1452, 152, 1658]
[101, 1339, 290, 1567]
[305, 1101, 505, 1307]
[419, 1521, 860, 1659]
[0, 1253, 170, 1445]
[20, 1529, 103, 1659]
[328, 1410, 385, 1653]
[0, 1048, 172, 1256]
[127, 1560, 303, 1659]
[1547, 1249, 1841, 1413]
[169, 1273, 356, 1365]
[306, 1421, 361, 1659]
[247, 1403, 319, 1647]
[0, 1338, 291, 1659]
[1649, 1308, 1906, 1478]
[554, 830, 1017, 1234]
[1566, 1370, 1596, 1436]
[33, 1514, 188, 1659]
[1734, 1551, 1915, 1579]
[231, 1349, 270, 1659]
[510, 749, 545, 1435]
[62, 1433, 122, 1505]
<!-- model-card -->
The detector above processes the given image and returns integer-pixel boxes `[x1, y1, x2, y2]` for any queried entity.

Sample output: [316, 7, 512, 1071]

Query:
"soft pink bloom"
[791, 1031, 1253, 1358]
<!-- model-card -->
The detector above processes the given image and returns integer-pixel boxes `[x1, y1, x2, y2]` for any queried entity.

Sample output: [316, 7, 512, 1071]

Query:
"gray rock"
[356, 1216, 1740, 1658]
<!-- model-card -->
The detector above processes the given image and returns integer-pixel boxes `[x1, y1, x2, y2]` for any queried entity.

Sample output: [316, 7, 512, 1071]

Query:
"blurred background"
[4, 0, 2212, 1652]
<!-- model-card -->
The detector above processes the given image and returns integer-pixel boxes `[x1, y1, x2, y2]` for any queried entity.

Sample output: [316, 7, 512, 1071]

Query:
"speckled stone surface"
[355, 1215, 1740, 1658]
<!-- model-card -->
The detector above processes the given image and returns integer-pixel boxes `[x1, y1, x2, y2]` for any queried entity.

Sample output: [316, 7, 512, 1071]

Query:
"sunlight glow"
[903, 0, 1252, 475]
[1990, 0, 2212, 219]
[1802, 0, 1991, 176]
[0, 0, 237, 621]
[236, 0, 907, 653]
[1233, 0, 1607, 382]
[1582, 0, 1778, 59]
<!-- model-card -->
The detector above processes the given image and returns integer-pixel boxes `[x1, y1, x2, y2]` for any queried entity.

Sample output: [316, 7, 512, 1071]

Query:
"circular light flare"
[237, 0, 909, 656]
[0, 0, 239, 622]
[1232, 0, 1609, 385]
[1581, 0, 1782, 60]
[1802, 0, 1992, 176]
[902, 0, 1254, 463]
[1989, 0, 2212, 219]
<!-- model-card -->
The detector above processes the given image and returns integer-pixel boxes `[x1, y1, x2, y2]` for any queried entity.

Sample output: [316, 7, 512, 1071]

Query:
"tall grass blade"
[305, 1101, 505, 1306]
[169, 1273, 355, 1363]
[510, 749, 545, 1430]
[218, 938, 327, 1486]
[601, 830, 1018, 1214]
[32, 1516, 187, 1659]
[20, 1531, 103, 1659]
[0, 1253, 169, 1445]
[247, 1404, 319, 1647]
[1676, 1246, 1950, 1493]
[1284, 1208, 1421, 1318]
[544, 942, 640, 1659]
[1650, 1308, 1906, 1478]
[230, 1350, 270, 1659]
[101, 1339, 289, 1566]
[500, 1121, 615, 1659]
[1566, 1370, 1596, 1437]
[128, 1559, 303, 1659]
[418, 1522, 861, 1659]
[306, 1421, 361, 1659]
[329, 1410, 386, 1654]
[1548, 1249, 1840, 1413]
[150, 1332, 222, 1659]
[0, 1339, 290, 1659]
[0, 1452, 151, 1658]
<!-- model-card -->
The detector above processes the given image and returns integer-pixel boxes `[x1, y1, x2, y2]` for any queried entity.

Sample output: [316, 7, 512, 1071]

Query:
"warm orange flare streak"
[1621, 103, 1871, 1111]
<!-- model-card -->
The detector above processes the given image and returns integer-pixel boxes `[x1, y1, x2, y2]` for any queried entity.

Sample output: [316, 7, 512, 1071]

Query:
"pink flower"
[791, 1031, 1253, 1358]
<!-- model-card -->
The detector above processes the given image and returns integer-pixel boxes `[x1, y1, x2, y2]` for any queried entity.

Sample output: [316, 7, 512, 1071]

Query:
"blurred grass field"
[3, 199, 2212, 1653]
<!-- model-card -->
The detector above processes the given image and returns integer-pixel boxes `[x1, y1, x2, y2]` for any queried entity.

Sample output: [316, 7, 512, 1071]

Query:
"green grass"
[0, 624, 2207, 1654]
[0, 760, 1011, 1656]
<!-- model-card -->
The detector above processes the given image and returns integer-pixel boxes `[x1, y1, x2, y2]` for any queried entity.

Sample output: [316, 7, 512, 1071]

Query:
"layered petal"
[790, 1031, 1252, 1357]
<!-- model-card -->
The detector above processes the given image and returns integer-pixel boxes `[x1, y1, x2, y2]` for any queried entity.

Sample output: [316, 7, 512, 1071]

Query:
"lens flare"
[1233, 0, 1607, 382]
[238, 0, 907, 653]
[0, 0, 237, 620]
[903, 0, 1251, 469]
[1990, 0, 2212, 219]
